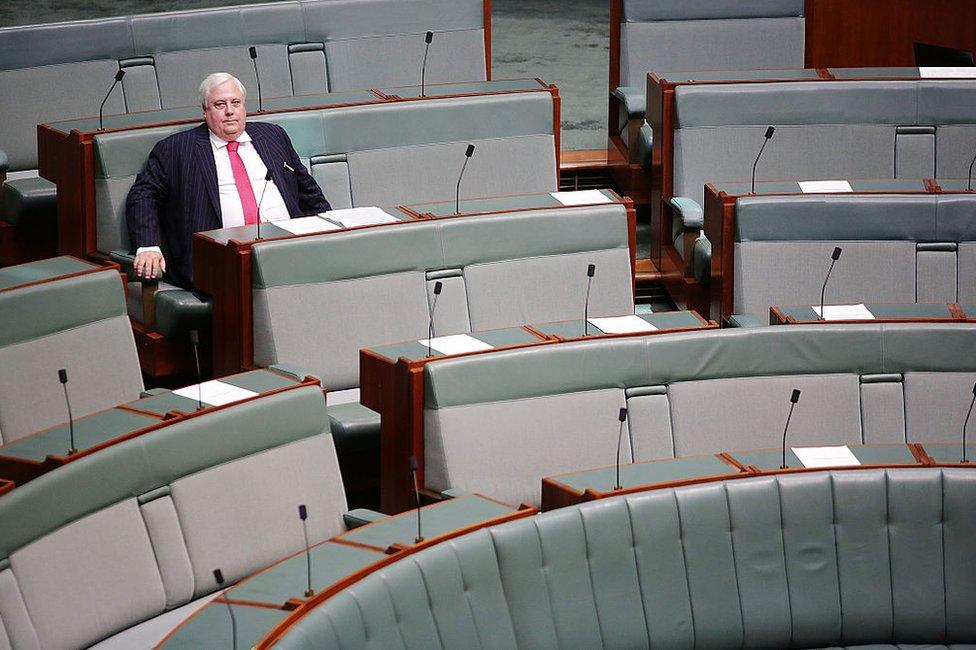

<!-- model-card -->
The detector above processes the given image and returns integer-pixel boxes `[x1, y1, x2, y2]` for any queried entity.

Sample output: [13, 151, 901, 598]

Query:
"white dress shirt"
[136, 129, 290, 256]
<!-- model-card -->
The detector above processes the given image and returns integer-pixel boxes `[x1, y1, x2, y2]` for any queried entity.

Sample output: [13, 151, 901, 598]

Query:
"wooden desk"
[770, 302, 968, 325]
[541, 443, 954, 511]
[360, 311, 716, 514]
[194, 189, 633, 376]
[159, 494, 533, 648]
[0, 368, 315, 487]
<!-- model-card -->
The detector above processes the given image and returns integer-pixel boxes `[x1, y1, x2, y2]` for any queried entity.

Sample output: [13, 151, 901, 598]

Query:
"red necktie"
[226, 140, 260, 225]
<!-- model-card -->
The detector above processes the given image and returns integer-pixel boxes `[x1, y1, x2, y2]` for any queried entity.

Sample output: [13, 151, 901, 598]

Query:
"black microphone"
[421, 31, 434, 98]
[818, 247, 843, 321]
[750, 126, 775, 194]
[962, 382, 976, 463]
[58, 369, 77, 455]
[583, 263, 596, 336]
[248, 46, 263, 112]
[455, 144, 475, 215]
[213, 569, 237, 650]
[780, 389, 801, 469]
[614, 407, 629, 490]
[967, 151, 976, 192]
[98, 68, 126, 131]
[426, 281, 443, 358]
[408, 455, 423, 543]
[256, 170, 273, 240]
[189, 330, 203, 410]
[298, 504, 314, 597]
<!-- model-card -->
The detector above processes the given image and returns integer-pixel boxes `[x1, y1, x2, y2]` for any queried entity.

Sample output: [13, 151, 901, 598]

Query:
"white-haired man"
[126, 73, 330, 288]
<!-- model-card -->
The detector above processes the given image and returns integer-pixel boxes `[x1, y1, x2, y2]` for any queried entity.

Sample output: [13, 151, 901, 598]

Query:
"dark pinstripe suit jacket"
[125, 122, 330, 288]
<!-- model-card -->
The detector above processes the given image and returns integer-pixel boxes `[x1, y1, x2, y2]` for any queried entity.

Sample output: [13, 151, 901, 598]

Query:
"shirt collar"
[209, 129, 252, 150]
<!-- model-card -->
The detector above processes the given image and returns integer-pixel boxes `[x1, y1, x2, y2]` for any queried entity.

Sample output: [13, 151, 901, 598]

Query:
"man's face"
[203, 79, 246, 141]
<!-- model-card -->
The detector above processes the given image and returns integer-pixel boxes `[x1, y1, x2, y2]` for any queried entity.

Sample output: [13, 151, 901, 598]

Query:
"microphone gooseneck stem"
[750, 138, 769, 195]
[191, 340, 203, 411]
[412, 469, 423, 543]
[421, 43, 431, 98]
[583, 276, 593, 336]
[627, 419, 635, 464]
[781, 402, 797, 469]
[62, 383, 76, 455]
[968, 152, 976, 192]
[962, 390, 976, 463]
[98, 79, 121, 131]
[455, 157, 470, 215]
[252, 58, 263, 112]
[256, 177, 271, 240]
[223, 591, 237, 650]
[819, 259, 837, 321]
[426, 292, 439, 358]
[615, 419, 624, 490]
[302, 518, 313, 597]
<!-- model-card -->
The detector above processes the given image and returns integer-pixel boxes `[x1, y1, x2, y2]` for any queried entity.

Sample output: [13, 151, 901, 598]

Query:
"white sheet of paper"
[919, 67, 976, 78]
[322, 207, 399, 228]
[798, 180, 854, 193]
[274, 216, 342, 235]
[550, 190, 614, 206]
[792, 445, 861, 468]
[173, 380, 258, 407]
[419, 334, 494, 356]
[587, 315, 659, 334]
[812, 304, 875, 321]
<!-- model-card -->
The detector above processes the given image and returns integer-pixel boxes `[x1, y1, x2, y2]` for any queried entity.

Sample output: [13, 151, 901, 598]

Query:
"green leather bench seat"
[272, 468, 976, 649]
[0, 385, 353, 649]
[0, 265, 143, 444]
[715, 193, 976, 321]
[421, 323, 976, 506]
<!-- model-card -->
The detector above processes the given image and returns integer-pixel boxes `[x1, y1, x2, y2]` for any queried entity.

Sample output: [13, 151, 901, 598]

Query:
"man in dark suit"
[126, 72, 330, 288]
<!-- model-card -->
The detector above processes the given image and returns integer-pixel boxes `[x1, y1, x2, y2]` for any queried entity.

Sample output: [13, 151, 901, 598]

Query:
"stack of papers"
[798, 180, 854, 193]
[587, 315, 659, 334]
[321, 207, 399, 228]
[274, 216, 343, 235]
[919, 67, 976, 79]
[419, 334, 494, 356]
[812, 304, 875, 321]
[792, 446, 861, 468]
[173, 380, 258, 407]
[550, 190, 613, 206]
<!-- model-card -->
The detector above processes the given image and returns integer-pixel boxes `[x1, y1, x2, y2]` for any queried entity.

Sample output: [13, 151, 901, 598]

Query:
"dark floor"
[0, 0, 610, 151]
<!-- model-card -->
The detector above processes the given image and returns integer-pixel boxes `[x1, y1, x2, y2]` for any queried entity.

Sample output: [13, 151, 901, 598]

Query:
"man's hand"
[134, 250, 166, 280]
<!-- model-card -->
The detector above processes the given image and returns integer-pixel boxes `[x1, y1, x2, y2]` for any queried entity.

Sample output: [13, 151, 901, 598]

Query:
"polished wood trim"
[0, 478, 14, 497]
[0, 262, 110, 295]
[560, 148, 609, 171]
[549, 84, 562, 185]
[608, 0, 622, 91]
[483, 0, 492, 80]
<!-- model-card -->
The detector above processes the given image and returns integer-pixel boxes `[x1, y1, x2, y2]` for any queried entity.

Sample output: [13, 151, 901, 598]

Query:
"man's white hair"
[199, 73, 247, 108]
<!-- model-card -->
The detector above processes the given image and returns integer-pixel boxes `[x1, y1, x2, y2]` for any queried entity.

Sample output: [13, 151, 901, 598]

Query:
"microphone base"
[613, 484, 622, 491]
[67, 448, 78, 456]
[414, 536, 424, 544]
[304, 588, 315, 598]
[780, 464, 788, 469]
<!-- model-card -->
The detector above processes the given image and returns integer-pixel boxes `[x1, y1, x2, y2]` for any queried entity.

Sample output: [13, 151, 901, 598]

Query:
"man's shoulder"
[246, 121, 287, 139]
[155, 123, 208, 149]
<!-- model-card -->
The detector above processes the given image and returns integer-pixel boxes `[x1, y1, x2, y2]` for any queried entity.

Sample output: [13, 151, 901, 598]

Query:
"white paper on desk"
[798, 180, 854, 194]
[920, 67, 976, 78]
[587, 315, 659, 334]
[550, 190, 613, 206]
[419, 334, 494, 356]
[274, 216, 343, 235]
[322, 207, 399, 228]
[173, 380, 258, 407]
[792, 445, 861, 468]
[812, 304, 875, 321]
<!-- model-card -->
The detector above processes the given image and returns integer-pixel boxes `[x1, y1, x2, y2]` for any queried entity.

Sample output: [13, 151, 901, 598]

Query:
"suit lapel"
[249, 125, 299, 216]
[192, 126, 220, 221]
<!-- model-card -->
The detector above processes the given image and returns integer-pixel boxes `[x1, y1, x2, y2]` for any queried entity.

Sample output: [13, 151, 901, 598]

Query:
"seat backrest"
[618, 0, 805, 89]
[0, 262, 143, 444]
[0, 385, 344, 649]
[0, 0, 487, 173]
[422, 323, 976, 506]
[671, 80, 976, 207]
[274, 467, 976, 649]
[92, 90, 557, 252]
[730, 193, 976, 320]
[251, 204, 633, 391]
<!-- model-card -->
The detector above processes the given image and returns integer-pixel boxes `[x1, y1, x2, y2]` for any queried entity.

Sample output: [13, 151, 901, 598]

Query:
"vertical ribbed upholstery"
[275, 468, 976, 650]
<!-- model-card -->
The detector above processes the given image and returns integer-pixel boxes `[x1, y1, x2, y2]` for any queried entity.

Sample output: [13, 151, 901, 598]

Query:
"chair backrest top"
[622, 0, 804, 22]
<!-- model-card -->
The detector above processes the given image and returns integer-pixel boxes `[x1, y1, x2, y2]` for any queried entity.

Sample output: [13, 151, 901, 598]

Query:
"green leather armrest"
[343, 508, 387, 529]
[637, 122, 653, 169]
[269, 363, 317, 382]
[611, 86, 646, 119]
[669, 197, 703, 232]
[109, 249, 141, 283]
[693, 236, 712, 284]
[726, 313, 764, 328]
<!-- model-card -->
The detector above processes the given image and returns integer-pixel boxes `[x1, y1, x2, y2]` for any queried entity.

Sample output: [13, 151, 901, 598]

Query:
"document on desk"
[798, 180, 853, 193]
[420, 334, 494, 356]
[274, 216, 343, 235]
[812, 304, 874, 320]
[322, 207, 399, 228]
[587, 315, 659, 334]
[792, 446, 861, 468]
[173, 380, 258, 407]
[550, 190, 614, 206]
[920, 67, 976, 78]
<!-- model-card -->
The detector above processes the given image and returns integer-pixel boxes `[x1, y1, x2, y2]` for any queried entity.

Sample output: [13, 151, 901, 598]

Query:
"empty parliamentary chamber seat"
[271, 467, 976, 649]
[0, 258, 142, 444]
[0, 385, 353, 649]
[421, 322, 976, 507]
[249, 203, 634, 464]
[0, 0, 487, 258]
[708, 192, 976, 323]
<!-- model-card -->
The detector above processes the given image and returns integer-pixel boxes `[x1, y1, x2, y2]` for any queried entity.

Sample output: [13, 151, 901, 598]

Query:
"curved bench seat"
[271, 467, 976, 649]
